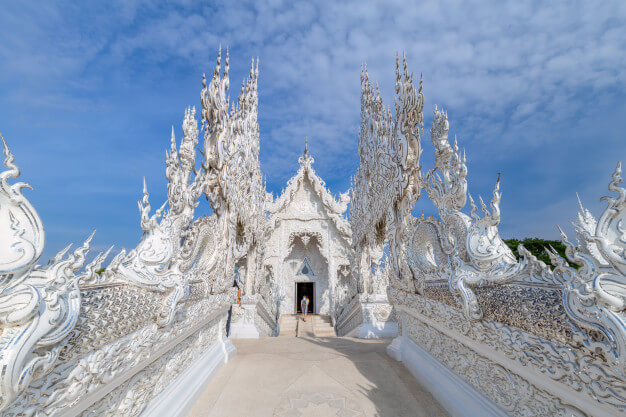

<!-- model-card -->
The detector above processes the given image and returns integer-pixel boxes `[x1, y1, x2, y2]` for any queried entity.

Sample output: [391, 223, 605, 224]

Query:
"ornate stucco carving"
[262, 144, 353, 317]
[0, 135, 90, 411]
[266, 146, 350, 238]
[402, 312, 587, 417]
[0, 48, 273, 415]
[349, 54, 626, 415]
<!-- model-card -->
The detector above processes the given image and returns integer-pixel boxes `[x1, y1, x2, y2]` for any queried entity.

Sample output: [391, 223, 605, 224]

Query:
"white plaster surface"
[358, 322, 399, 339]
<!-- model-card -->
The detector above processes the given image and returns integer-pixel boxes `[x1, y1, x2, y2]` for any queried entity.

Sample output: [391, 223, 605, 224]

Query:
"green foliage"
[503, 238, 579, 269]
[95, 268, 106, 275]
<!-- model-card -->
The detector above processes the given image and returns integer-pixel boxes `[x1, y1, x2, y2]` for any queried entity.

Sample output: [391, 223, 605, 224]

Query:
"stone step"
[314, 330, 336, 336]
[313, 315, 337, 337]
[312, 316, 336, 337]
[278, 314, 302, 337]
[277, 315, 336, 338]
[296, 318, 315, 338]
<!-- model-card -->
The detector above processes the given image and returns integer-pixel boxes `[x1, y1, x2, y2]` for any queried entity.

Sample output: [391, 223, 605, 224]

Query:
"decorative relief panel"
[80, 319, 221, 417]
[403, 313, 586, 417]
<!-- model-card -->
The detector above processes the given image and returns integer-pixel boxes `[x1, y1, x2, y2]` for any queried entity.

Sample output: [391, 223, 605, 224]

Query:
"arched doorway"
[282, 234, 329, 316]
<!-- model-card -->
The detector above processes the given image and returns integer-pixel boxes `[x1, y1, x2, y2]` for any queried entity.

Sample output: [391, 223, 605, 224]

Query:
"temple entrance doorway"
[295, 282, 315, 313]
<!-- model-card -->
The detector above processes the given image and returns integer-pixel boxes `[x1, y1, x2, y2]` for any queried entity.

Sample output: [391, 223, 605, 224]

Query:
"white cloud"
[0, 0, 625, 259]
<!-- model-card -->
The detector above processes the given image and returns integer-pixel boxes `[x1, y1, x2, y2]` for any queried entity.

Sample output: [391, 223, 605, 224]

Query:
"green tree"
[503, 238, 579, 269]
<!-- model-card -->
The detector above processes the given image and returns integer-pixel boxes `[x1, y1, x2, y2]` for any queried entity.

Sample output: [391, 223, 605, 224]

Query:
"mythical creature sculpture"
[557, 163, 626, 369]
[0, 49, 271, 415]
[0, 135, 91, 409]
[350, 53, 424, 295]
[350, 54, 626, 415]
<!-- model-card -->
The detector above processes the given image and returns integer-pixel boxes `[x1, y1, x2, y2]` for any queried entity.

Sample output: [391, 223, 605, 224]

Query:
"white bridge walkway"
[187, 331, 448, 417]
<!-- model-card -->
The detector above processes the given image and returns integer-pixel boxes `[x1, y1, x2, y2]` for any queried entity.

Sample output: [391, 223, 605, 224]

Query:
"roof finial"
[304, 136, 308, 156]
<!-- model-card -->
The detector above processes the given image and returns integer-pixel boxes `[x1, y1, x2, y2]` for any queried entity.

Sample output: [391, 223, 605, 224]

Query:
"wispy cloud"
[0, 0, 624, 260]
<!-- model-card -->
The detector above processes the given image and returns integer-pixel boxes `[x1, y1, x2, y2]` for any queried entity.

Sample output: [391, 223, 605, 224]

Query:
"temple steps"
[278, 315, 298, 337]
[277, 314, 336, 338]
[312, 315, 336, 337]
[296, 316, 315, 337]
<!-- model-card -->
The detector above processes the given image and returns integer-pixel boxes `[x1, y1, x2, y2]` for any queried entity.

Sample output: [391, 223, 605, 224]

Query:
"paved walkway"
[187, 336, 448, 417]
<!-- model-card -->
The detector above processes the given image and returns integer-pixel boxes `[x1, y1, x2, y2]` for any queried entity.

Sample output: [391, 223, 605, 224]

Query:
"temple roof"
[265, 144, 351, 238]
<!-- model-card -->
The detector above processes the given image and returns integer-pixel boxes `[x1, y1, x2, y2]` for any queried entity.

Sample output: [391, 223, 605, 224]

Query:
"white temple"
[262, 143, 352, 317]
[0, 49, 624, 417]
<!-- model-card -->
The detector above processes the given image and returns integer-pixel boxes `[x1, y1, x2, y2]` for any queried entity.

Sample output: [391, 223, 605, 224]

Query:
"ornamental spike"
[0, 133, 21, 183]
[224, 46, 230, 79]
[576, 192, 584, 213]
[468, 193, 479, 220]
[607, 161, 623, 196]
[142, 176, 148, 204]
[51, 244, 72, 265]
[70, 230, 96, 272]
[214, 45, 221, 78]
[479, 195, 488, 214]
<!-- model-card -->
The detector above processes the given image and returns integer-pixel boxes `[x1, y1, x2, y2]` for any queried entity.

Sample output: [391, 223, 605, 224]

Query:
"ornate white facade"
[263, 145, 352, 318]
[0, 49, 624, 417]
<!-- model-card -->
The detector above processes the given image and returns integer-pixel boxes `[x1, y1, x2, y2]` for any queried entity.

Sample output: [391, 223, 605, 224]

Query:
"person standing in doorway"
[301, 296, 309, 322]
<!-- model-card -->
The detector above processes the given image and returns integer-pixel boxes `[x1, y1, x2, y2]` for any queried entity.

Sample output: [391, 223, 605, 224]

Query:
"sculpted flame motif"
[350, 54, 626, 415]
[200, 48, 266, 292]
[0, 134, 44, 276]
[0, 49, 271, 415]
[350, 53, 424, 295]
[0, 134, 92, 410]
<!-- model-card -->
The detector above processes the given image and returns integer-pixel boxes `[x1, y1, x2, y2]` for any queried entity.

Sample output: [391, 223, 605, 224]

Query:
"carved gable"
[266, 149, 351, 241]
[281, 172, 330, 220]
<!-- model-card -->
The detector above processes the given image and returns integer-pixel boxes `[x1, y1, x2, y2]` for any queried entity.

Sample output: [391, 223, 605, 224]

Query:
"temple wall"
[264, 169, 352, 318]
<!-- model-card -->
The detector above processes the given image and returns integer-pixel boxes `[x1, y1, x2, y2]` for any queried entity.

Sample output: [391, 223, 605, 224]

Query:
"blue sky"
[0, 1, 625, 261]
